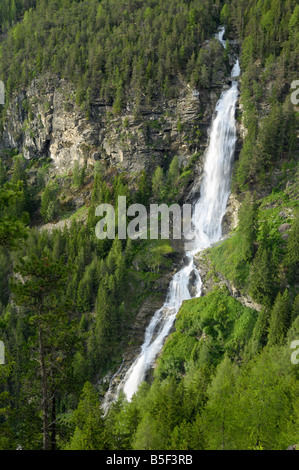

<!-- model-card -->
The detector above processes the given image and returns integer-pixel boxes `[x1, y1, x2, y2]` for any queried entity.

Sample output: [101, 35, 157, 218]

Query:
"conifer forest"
[0, 0, 298, 453]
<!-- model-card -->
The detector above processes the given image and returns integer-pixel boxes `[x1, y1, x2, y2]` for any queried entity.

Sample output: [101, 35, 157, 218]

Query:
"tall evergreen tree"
[66, 382, 105, 450]
[268, 290, 291, 347]
[11, 252, 77, 450]
[202, 354, 238, 450]
[238, 192, 257, 261]
[152, 166, 164, 202]
[284, 213, 299, 284]
[249, 245, 276, 306]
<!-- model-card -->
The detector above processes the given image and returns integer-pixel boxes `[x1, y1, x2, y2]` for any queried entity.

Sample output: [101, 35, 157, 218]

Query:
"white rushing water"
[103, 30, 240, 406]
[216, 26, 227, 48]
[122, 254, 202, 401]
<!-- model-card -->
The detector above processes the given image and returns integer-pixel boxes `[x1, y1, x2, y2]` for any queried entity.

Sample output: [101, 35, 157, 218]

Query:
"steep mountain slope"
[99, 0, 299, 451]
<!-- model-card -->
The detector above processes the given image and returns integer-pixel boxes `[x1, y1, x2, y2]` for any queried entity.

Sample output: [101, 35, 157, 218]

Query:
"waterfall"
[122, 254, 202, 402]
[102, 29, 240, 407]
[215, 26, 227, 48]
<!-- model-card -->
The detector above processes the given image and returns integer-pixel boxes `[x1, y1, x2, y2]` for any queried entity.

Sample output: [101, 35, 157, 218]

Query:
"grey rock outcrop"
[1, 45, 233, 181]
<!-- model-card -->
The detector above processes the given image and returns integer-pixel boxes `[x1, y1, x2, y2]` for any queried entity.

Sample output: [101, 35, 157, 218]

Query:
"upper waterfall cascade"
[103, 28, 240, 406]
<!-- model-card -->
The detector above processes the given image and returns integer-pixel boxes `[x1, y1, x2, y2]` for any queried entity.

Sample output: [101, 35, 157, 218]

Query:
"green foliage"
[132, 240, 174, 274]
[0, 0, 220, 105]
[135, 170, 151, 206]
[0, 0, 36, 33]
[284, 212, 299, 284]
[10, 250, 79, 449]
[240, 35, 254, 69]
[245, 308, 269, 358]
[220, 4, 230, 25]
[230, 0, 299, 192]
[289, 5, 299, 36]
[11, 155, 26, 185]
[72, 161, 86, 188]
[132, 412, 163, 450]
[201, 354, 238, 450]
[249, 245, 277, 307]
[40, 182, 59, 222]
[268, 290, 291, 346]
[237, 192, 257, 261]
[152, 166, 164, 203]
[66, 382, 105, 450]
[155, 288, 258, 381]
[167, 155, 180, 188]
[208, 235, 251, 289]
[0, 362, 15, 450]
[230, 347, 297, 450]
[0, 185, 28, 249]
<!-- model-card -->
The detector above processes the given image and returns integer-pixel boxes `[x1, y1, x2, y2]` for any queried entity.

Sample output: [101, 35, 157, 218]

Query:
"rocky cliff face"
[1, 43, 238, 183]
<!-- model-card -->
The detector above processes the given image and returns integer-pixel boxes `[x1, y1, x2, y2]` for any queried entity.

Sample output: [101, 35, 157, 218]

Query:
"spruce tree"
[238, 192, 257, 261]
[249, 245, 276, 306]
[268, 290, 291, 346]
[246, 308, 270, 358]
[136, 170, 151, 206]
[40, 183, 58, 222]
[77, 278, 91, 313]
[11, 252, 78, 450]
[167, 155, 180, 188]
[152, 166, 164, 202]
[0, 159, 6, 186]
[66, 382, 105, 450]
[202, 354, 238, 450]
[11, 155, 26, 185]
[284, 213, 299, 284]
[0, 186, 28, 248]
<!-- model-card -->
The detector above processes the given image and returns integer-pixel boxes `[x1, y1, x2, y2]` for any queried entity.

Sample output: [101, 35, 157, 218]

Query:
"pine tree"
[233, 348, 293, 450]
[167, 155, 180, 188]
[152, 166, 164, 202]
[0, 186, 28, 248]
[0, 159, 6, 186]
[73, 161, 86, 188]
[246, 308, 270, 358]
[238, 192, 257, 261]
[202, 354, 238, 450]
[132, 412, 162, 450]
[106, 237, 125, 287]
[11, 155, 26, 185]
[220, 4, 230, 25]
[72, 160, 80, 187]
[11, 252, 78, 450]
[249, 245, 276, 306]
[284, 213, 299, 284]
[0, 363, 15, 449]
[46, 200, 57, 222]
[77, 278, 91, 313]
[66, 382, 105, 450]
[268, 290, 291, 346]
[40, 183, 58, 222]
[136, 170, 151, 206]
[90, 283, 115, 368]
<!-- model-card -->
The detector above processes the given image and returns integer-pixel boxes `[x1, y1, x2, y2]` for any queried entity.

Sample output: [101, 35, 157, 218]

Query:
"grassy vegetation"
[207, 235, 250, 289]
[155, 287, 258, 381]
